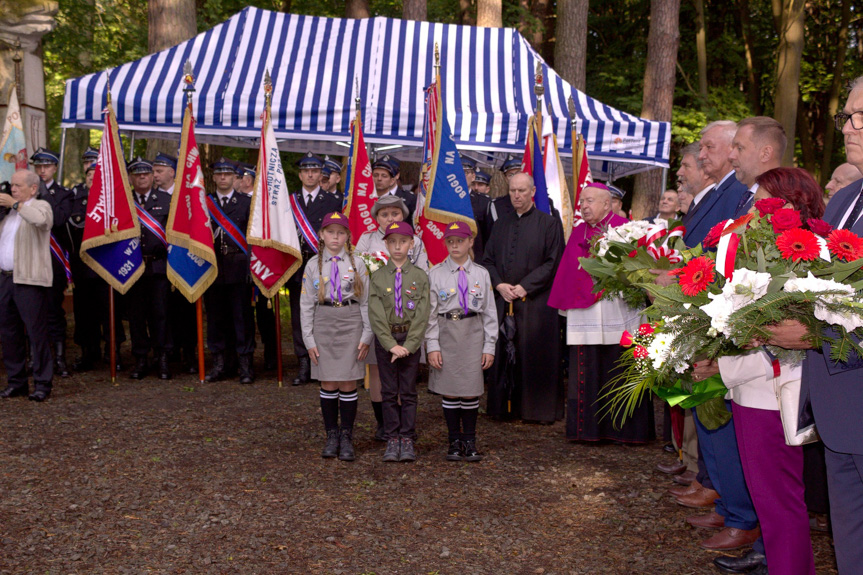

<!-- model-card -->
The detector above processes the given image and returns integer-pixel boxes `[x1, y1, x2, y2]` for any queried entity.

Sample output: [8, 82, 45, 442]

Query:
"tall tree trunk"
[529, 0, 551, 53]
[632, 0, 681, 220]
[459, 0, 475, 25]
[553, 0, 588, 91]
[772, 0, 805, 166]
[403, 0, 426, 21]
[738, 0, 762, 114]
[346, 0, 370, 19]
[477, 0, 502, 27]
[819, 0, 851, 185]
[147, 0, 196, 159]
[281, 0, 292, 13]
[694, 0, 708, 100]
[796, 93, 816, 174]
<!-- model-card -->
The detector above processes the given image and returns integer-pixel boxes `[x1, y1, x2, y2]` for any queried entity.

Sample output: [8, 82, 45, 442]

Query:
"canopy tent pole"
[58, 127, 67, 184]
[128, 133, 135, 161]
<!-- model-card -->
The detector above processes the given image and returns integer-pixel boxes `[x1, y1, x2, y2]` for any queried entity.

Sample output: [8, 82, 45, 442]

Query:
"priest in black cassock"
[482, 173, 564, 423]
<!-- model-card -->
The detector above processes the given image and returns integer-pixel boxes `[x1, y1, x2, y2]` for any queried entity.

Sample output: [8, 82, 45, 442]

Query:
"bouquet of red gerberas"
[599, 198, 863, 429]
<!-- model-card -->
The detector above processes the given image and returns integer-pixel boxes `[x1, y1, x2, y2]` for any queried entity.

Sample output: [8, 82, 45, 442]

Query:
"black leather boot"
[205, 353, 226, 382]
[292, 356, 311, 386]
[54, 342, 70, 377]
[238, 354, 255, 384]
[158, 351, 171, 380]
[321, 429, 340, 458]
[129, 356, 148, 380]
[338, 428, 355, 461]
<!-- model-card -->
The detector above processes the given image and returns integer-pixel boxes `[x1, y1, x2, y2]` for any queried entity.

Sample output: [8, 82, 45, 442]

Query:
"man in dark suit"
[470, 170, 492, 263]
[287, 153, 342, 385]
[768, 78, 863, 573]
[30, 147, 74, 377]
[205, 159, 256, 384]
[372, 155, 417, 223]
[727, 116, 785, 218]
[126, 157, 172, 380]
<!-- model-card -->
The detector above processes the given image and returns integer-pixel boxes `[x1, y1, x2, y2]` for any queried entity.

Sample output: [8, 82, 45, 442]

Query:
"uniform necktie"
[394, 267, 403, 318]
[221, 195, 228, 208]
[137, 194, 145, 205]
[842, 190, 863, 230]
[457, 266, 469, 315]
[330, 256, 342, 303]
[305, 193, 312, 208]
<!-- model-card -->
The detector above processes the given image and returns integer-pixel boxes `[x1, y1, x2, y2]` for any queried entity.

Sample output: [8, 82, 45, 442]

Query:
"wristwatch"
[11, 202, 18, 211]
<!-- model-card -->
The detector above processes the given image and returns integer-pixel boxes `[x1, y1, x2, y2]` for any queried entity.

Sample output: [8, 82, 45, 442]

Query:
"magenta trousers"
[732, 402, 815, 575]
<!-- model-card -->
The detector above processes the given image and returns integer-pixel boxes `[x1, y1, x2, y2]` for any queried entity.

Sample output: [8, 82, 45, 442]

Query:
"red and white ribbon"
[715, 220, 740, 280]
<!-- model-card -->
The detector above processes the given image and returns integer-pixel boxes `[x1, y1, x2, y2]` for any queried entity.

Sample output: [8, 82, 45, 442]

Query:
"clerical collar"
[515, 205, 534, 218]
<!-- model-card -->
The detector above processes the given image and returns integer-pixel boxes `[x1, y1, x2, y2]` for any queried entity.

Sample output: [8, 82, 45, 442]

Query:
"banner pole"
[196, 298, 205, 384]
[109, 288, 116, 383]
[274, 291, 283, 388]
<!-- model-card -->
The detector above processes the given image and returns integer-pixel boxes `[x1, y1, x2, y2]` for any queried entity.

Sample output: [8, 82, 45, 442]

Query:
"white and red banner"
[247, 95, 302, 298]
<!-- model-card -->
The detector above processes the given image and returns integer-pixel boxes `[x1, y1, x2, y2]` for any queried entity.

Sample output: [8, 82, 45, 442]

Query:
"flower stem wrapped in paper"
[578, 218, 690, 309]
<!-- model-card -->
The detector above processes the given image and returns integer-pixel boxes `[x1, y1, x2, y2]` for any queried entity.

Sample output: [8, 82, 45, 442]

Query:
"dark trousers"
[46, 277, 68, 344]
[375, 331, 421, 440]
[287, 271, 307, 358]
[167, 288, 196, 355]
[0, 275, 53, 390]
[204, 282, 255, 355]
[824, 448, 863, 573]
[255, 294, 277, 362]
[127, 273, 169, 357]
[73, 277, 125, 351]
[693, 401, 758, 530]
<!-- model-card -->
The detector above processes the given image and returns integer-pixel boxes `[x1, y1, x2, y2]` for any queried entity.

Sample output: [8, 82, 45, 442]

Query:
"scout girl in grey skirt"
[425, 221, 498, 461]
[300, 212, 372, 461]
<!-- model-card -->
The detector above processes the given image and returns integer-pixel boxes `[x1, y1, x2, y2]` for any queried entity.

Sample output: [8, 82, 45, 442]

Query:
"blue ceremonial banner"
[166, 101, 217, 302]
[80, 95, 144, 294]
[423, 109, 476, 225]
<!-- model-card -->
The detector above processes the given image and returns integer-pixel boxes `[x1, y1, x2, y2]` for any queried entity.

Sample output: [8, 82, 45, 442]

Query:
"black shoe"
[205, 354, 226, 382]
[446, 440, 464, 461]
[322, 429, 340, 458]
[713, 550, 767, 574]
[374, 424, 387, 442]
[462, 439, 482, 462]
[292, 356, 311, 386]
[663, 443, 676, 453]
[398, 437, 416, 462]
[28, 389, 50, 402]
[0, 386, 28, 399]
[338, 428, 355, 461]
[129, 356, 148, 380]
[158, 352, 171, 380]
[54, 341, 70, 377]
[382, 438, 401, 462]
[238, 354, 254, 384]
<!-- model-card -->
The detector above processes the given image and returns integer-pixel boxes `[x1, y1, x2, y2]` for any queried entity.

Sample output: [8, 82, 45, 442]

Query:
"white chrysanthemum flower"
[725, 268, 771, 308]
[784, 272, 862, 332]
[701, 292, 735, 336]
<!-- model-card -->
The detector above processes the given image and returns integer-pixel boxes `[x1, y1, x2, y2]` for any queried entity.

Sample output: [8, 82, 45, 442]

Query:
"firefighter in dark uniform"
[125, 157, 172, 380]
[470, 170, 492, 263]
[205, 159, 256, 384]
[288, 152, 342, 385]
[321, 155, 344, 201]
[68, 159, 125, 371]
[30, 147, 74, 377]
[81, 147, 99, 172]
[372, 155, 417, 223]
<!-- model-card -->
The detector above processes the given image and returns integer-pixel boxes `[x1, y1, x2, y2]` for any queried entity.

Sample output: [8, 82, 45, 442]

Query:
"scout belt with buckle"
[320, 299, 357, 307]
[440, 311, 477, 321]
[390, 323, 410, 334]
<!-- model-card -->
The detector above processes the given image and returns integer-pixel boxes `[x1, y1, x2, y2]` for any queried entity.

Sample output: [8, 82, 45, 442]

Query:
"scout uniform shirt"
[368, 259, 430, 355]
[355, 227, 430, 271]
[425, 256, 498, 355]
[299, 248, 373, 351]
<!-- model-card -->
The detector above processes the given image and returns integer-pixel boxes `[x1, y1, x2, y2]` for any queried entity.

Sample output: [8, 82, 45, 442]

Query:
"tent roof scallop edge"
[61, 6, 670, 179]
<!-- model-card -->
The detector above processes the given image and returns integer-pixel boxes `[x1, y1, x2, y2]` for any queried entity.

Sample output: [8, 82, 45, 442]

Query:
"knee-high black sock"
[339, 389, 358, 430]
[461, 397, 480, 442]
[442, 398, 462, 443]
[320, 388, 339, 431]
[371, 400, 384, 426]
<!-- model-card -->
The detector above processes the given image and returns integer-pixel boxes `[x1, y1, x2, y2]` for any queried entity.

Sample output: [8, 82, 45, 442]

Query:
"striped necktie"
[842, 190, 863, 230]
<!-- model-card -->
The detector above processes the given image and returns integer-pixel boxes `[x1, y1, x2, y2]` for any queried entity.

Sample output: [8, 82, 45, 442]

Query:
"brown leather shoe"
[700, 526, 761, 550]
[673, 470, 697, 485]
[668, 479, 702, 498]
[686, 510, 725, 529]
[656, 460, 687, 475]
[674, 486, 720, 508]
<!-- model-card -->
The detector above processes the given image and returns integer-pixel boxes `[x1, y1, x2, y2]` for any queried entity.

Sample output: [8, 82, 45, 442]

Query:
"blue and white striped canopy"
[62, 7, 670, 179]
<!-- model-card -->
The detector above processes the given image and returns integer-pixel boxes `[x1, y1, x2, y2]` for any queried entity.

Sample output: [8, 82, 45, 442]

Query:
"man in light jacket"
[0, 170, 54, 401]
